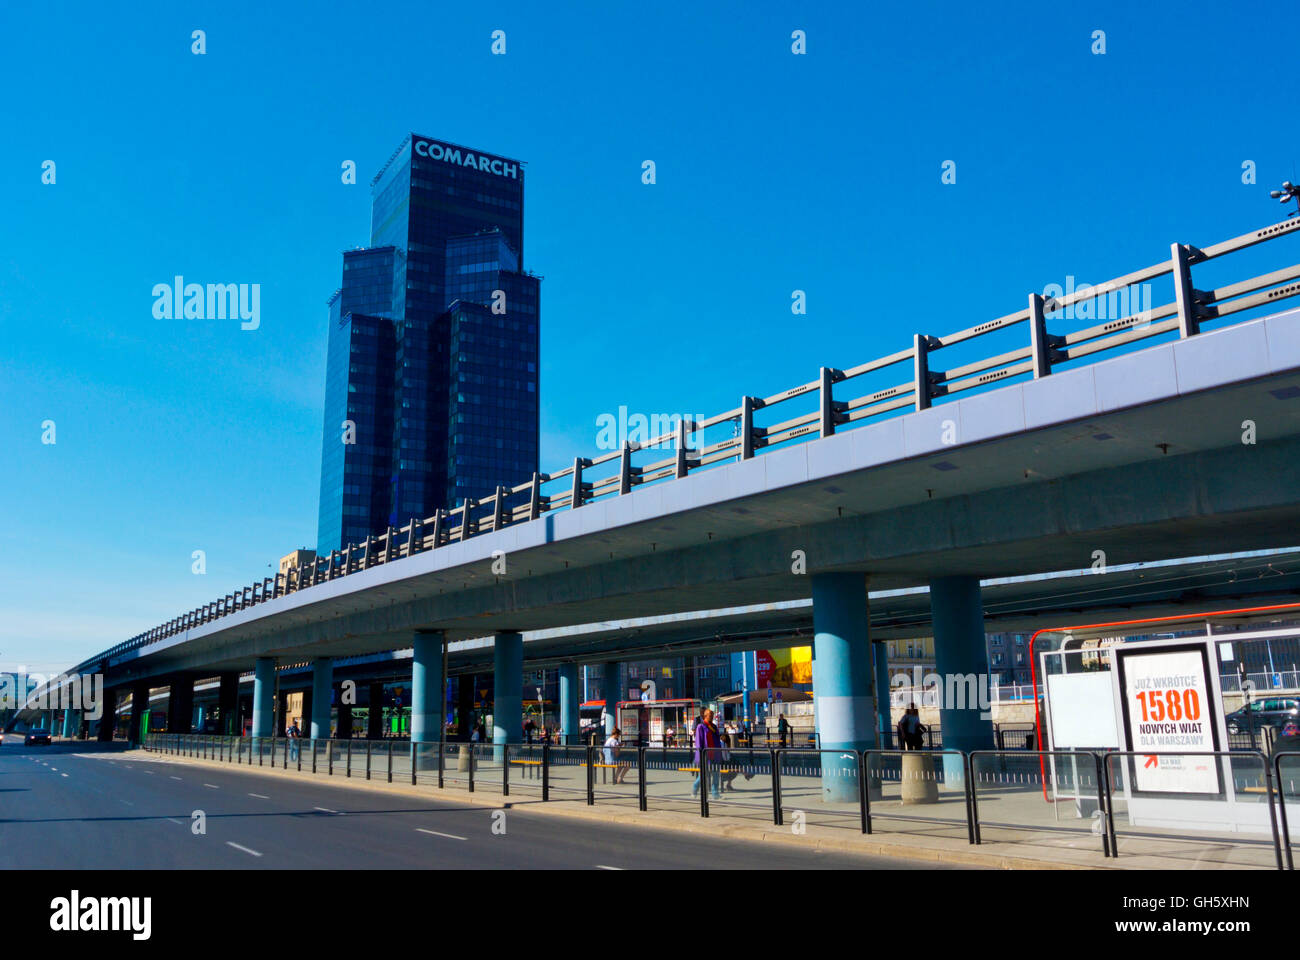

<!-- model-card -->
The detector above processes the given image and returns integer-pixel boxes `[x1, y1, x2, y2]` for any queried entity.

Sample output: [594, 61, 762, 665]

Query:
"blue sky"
[1, 0, 1295, 670]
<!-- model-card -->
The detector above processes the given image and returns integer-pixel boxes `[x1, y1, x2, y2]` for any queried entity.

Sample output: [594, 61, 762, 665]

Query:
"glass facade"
[317, 134, 540, 553]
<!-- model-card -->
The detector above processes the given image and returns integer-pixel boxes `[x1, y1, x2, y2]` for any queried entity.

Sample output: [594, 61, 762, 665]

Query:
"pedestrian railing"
[65, 214, 1300, 685]
[143, 734, 1300, 869]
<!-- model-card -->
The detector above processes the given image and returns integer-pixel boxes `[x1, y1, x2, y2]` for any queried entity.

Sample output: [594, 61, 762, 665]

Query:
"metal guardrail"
[69, 216, 1300, 677]
[143, 734, 1300, 869]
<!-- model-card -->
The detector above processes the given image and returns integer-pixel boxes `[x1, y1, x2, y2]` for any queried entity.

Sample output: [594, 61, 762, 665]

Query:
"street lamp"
[1269, 180, 1300, 218]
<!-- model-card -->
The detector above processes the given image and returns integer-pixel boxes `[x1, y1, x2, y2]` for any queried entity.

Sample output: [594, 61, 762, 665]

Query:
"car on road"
[24, 728, 52, 746]
[1226, 698, 1300, 735]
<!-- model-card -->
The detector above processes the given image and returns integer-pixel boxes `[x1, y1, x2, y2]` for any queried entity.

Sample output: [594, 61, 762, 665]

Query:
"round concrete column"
[251, 658, 275, 739]
[810, 572, 877, 803]
[930, 575, 995, 785]
[493, 633, 523, 751]
[411, 633, 445, 744]
[310, 658, 333, 739]
[559, 663, 580, 745]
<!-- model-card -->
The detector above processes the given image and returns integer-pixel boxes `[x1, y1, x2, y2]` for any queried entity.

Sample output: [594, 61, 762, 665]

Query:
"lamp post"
[1269, 180, 1300, 218]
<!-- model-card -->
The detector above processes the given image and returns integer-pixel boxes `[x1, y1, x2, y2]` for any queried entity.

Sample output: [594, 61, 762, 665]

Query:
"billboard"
[1114, 643, 1221, 795]
[755, 646, 812, 688]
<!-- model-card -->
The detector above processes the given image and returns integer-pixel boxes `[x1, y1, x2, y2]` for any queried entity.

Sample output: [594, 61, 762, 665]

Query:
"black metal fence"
[144, 734, 1300, 870]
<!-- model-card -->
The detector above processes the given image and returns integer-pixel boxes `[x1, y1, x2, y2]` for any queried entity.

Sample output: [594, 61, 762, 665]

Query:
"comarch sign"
[414, 139, 519, 180]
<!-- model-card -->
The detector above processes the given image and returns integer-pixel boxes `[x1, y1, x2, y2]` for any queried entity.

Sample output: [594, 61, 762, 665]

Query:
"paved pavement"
[0, 736, 949, 870]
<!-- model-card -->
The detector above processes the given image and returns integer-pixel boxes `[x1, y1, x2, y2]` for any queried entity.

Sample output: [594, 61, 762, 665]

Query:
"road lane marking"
[314, 806, 339, 814]
[416, 828, 466, 841]
[248, 793, 269, 799]
[225, 842, 263, 857]
[169, 776, 182, 780]
[166, 818, 183, 825]
[595, 865, 624, 870]
[203, 783, 220, 789]
[119, 799, 134, 806]
[61, 773, 68, 778]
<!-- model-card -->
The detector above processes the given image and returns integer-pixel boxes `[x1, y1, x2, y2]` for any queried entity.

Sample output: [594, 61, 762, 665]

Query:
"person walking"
[778, 713, 790, 748]
[692, 708, 723, 800]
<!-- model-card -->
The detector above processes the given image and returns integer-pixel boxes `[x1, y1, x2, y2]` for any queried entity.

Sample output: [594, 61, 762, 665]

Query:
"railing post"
[619, 442, 633, 495]
[638, 747, 647, 811]
[1171, 242, 1201, 338]
[542, 743, 551, 801]
[913, 334, 932, 411]
[406, 518, 420, 556]
[675, 419, 692, 479]
[457, 500, 474, 541]
[503, 743, 510, 797]
[1027, 293, 1052, 378]
[492, 486, 506, 530]
[771, 748, 783, 825]
[739, 397, 754, 459]
[346, 738, 352, 777]
[386, 525, 397, 562]
[388, 739, 393, 783]
[819, 367, 837, 438]
[586, 744, 594, 804]
[366, 740, 372, 780]
[571, 458, 586, 509]
[467, 744, 475, 793]
[528, 472, 542, 520]
[967, 751, 981, 844]
[700, 747, 710, 818]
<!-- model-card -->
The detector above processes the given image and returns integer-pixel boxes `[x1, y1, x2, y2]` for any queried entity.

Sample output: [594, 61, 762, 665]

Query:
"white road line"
[119, 799, 134, 806]
[225, 842, 263, 858]
[595, 864, 624, 870]
[61, 773, 68, 778]
[169, 776, 182, 780]
[416, 828, 466, 841]
[248, 793, 270, 799]
[166, 818, 183, 825]
[143, 770, 154, 775]
[313, 806, 338, 814]
[203, 783, 219, 789]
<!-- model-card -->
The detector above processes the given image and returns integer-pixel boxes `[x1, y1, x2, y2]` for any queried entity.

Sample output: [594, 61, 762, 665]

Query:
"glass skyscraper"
[317, 134, 540, 554]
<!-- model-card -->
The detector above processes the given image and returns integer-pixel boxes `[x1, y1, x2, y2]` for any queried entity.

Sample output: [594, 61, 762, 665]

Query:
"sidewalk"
[117, 746, 1279, 870]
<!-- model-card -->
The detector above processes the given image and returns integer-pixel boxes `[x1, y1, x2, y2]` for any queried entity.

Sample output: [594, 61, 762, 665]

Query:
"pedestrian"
[692, 708, 723, 800]
[604, 727, 630, 784]
[898, 703, 926, 750]
[778, 713, 790, 748]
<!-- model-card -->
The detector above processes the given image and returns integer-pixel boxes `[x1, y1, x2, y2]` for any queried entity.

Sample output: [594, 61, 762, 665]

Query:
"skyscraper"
[317, 134, 541, 554]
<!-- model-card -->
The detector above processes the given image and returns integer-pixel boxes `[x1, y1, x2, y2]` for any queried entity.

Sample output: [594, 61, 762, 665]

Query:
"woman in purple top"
[692, 708, 723, 799]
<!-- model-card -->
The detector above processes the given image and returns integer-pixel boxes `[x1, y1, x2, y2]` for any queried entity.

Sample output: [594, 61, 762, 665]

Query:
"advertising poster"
[1115, 645, 1221, 795]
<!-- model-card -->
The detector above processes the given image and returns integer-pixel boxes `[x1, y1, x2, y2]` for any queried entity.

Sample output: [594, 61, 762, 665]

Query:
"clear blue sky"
[1, 0, 1294, 671]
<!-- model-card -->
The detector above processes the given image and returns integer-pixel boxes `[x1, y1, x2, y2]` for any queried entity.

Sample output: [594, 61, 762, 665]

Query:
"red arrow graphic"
[1143, 755, 1158, 769]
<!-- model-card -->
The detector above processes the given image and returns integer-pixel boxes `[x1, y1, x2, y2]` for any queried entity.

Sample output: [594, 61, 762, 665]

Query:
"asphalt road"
[0, 737, 952, 870]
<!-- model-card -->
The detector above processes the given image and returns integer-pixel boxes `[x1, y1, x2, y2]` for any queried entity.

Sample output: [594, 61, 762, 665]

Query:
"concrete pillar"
[97, 689, 116, 741]
[810, 572, 877, 802]
[456, 674, 474, 738]
[411, 632, 445, 744]
[61, 709, 73, 739]
[367, 681, 385, 739]
[129, 681, 151, 744]
[167, 676, 194, 734]
[492, 632, 523, 747]
[930, 575, 994, 784]
[874, 641, 893, 748]
[310, 658, 332, 739]
[602, 661, 623, 736]
[218, 672, 239, 735]
[251, 658, 275, 738]
[559, 663, 580, 745]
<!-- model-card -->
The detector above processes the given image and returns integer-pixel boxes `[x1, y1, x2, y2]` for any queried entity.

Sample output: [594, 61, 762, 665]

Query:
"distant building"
[278, 549, 317, 577]
[317, 133, 540, 555]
